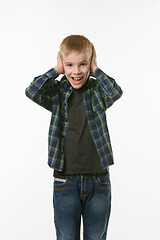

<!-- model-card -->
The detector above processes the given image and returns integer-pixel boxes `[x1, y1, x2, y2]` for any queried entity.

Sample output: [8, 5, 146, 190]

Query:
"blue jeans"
[53, 172, 111, 240]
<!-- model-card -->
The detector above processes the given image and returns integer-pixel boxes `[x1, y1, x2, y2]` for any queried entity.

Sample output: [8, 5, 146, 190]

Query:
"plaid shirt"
[25, 68, 123, 171]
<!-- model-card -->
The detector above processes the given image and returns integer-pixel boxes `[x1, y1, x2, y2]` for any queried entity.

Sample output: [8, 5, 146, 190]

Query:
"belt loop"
[69, 175, 73, 181]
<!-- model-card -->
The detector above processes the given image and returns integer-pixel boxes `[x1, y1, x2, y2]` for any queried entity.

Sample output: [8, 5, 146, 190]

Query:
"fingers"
[55, 51, 65, 74]
[91, 43, 95, 51]
[91, 43, 96, 60]
[90, 43, 98, 73]
[57, 51, 63, 65]
[57, 51, 62, 61]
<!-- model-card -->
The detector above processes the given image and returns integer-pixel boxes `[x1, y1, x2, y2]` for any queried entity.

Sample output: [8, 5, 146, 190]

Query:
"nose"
[73, 66, 81, 75]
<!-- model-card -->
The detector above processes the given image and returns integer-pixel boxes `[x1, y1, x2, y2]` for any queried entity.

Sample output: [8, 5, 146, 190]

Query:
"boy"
[25, 35, 123, 240]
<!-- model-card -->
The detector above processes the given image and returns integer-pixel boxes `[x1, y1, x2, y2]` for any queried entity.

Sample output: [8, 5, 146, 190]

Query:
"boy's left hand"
[90, 44, 98, 73]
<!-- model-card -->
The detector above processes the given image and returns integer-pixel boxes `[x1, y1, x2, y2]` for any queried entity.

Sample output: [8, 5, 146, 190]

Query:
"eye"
[81, 63, 87, 66]
[66, 64, 72, 67]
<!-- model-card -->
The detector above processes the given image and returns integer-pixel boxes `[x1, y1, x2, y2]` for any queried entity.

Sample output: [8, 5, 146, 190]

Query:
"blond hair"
[60, 35, 92, 59]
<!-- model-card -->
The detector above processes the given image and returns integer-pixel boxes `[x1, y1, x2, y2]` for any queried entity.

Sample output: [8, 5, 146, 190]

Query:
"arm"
[94, 68, 123, 109]
[91, 44, 123, 109]
[25, 52, 65, 112]
[25, 68, 59, 112]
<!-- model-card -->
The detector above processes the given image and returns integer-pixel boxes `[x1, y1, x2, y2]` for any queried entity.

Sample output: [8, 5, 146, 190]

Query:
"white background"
[0, 0, 160, 239]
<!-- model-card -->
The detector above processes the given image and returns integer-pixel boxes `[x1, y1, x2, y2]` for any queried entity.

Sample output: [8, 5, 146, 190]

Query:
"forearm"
[25, 68, 59, 111]
[25, 68, 59, 98]
[94, 68, 122, 97]
[94, 68, 123, 108]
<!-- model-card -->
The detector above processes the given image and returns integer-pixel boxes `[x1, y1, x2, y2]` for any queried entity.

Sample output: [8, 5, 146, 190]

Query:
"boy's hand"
[90, 44, 98, 73]
[54, 51, 65, 75]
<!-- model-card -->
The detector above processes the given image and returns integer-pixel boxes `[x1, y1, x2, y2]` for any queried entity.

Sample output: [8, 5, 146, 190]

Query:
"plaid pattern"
[25, 68, 123, 171]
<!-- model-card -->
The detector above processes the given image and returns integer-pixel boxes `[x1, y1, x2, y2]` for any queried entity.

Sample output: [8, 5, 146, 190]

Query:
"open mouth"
[71, 76, 83, 82]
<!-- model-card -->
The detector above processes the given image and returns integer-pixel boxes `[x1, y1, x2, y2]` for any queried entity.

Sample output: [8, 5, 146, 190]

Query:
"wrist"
[92, 66, 98, 73]
[54, 66, 61, 75]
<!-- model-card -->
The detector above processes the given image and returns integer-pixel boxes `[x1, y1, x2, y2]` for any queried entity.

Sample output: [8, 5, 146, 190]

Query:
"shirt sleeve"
[25, 68, 59, 112]
[94, 68, 123, 109]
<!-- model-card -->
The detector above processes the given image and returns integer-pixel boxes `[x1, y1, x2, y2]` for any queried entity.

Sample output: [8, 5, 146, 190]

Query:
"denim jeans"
[53, 172, 111, 240]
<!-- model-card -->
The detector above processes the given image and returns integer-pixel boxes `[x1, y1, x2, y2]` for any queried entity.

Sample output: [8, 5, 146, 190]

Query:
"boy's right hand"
[54, 51, 65, 75]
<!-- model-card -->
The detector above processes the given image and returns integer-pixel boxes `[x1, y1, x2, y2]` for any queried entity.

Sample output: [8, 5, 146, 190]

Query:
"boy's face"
[62, 51, 91, 89]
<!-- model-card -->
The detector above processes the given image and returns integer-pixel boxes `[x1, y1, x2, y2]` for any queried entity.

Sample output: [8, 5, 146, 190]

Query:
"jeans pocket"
[54, 176, 72, 191]
[54, 177, 67, 183]
[94, 173, 111, 189]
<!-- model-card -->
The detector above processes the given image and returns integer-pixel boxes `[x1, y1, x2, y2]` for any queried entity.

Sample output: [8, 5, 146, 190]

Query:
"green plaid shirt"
[25, 68, 123, 171]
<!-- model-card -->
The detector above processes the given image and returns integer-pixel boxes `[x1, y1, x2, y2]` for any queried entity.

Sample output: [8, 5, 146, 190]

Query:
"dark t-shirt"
[54, 84, 108, 176]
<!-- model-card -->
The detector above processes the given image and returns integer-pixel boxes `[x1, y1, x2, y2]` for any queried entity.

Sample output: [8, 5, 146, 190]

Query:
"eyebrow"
[65, 60, 88, 64]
